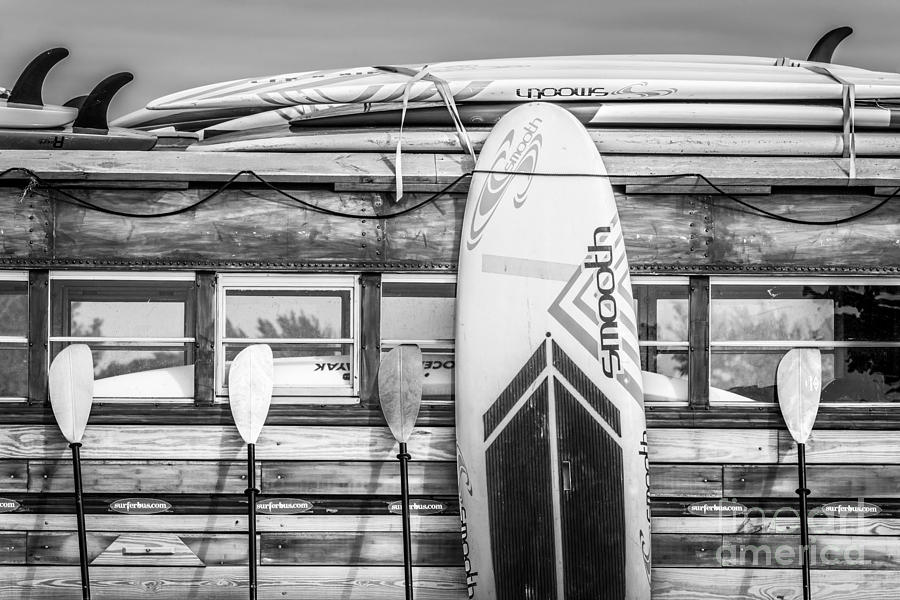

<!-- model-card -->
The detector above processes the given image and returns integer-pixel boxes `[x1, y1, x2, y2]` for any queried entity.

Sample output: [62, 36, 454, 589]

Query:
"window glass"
[219, 276, 357, 398]
[0, 281, 28, 337]
[381, 279, 456, 404]
[633, 280, 690, 403]
[710, 282, 900, 404]
[0, 346, 28, 397]
[50, 276, 196, 399]
[381, 282, 455, 341]
[225, 290, 348, 339]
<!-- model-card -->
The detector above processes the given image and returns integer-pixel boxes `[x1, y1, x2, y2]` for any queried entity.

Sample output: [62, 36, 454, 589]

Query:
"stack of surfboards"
[0, 48, 156, 151]
[119, 28, 900, 157]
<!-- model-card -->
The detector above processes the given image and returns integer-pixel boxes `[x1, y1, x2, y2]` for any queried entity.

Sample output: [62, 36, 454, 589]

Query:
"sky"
[1, 0, 899, 118]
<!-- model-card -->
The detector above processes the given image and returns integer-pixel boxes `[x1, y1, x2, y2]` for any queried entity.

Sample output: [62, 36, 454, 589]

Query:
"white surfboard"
[187, 125, 900, 157]
[455, 103, 651, 599]
[146, 55, 900, 110]
[0, 100, 77, 129]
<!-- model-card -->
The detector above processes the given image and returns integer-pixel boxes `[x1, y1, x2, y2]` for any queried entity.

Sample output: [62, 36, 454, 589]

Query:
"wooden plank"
[717, 535, 900, 569]
[194, 272, 216, 405]
[0, 533, 25, 564]
[27, 460, 256, 494]
[688, 276, 710, 406]
[0, 514, 461, 533]
[0, 461, 27, 492]
[261, 532, 462, 566]
[654, 517, 900, 536]
[5, 151, 900, 186]
[381, 195, 464, 264]
[652, 567, 900, 599]
[0, 187, 49, 257]
[262, 461, 456, 495]
[648, 465, 723, 498]
[647, 429, 779, 463]
[705, 193, 900, 266]
[652, 533, 721, 567]
[27, 270, 49, 405]
[28, 532, 246, 566]
[0, 425, 456, 461]
[0, 565, 465, 599]
[725, 465, 900, 497]
[780, 430, 900, 464]
[626, 184, 771, 195]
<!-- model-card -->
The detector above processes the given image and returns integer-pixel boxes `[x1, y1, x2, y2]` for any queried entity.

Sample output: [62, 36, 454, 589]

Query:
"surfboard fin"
[8, 47, 69, 106]
[73, 72, 134, 130]
[64, 95, 87, 109]
[807, 26, 853, 63]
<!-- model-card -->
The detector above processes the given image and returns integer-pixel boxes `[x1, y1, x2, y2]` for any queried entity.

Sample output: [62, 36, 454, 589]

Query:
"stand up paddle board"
[289, 101, 900, 130]
[199, 103, 344, 139]
[0, 73, 157, 150]
[455, 103, 651, 599]
[0, 47, 77, 129]
[187, 125, 900, 156]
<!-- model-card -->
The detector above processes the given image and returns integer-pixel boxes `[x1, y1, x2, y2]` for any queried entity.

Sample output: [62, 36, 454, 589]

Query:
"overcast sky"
[2, 0, 898, 117]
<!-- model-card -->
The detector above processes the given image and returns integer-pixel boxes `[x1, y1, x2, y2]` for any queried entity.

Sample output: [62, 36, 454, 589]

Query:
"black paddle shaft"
[246, 443, 258, 600]
[70, 443, 91, 600]
[398, 442, 414, 600]
[797, 443, 812, 600]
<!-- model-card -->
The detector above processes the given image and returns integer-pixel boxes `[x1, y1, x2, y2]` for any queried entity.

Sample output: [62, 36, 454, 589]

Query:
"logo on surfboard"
[466, 118, 542, 249]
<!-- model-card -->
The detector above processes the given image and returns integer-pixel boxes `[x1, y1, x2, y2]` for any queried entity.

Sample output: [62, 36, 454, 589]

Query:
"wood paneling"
[0, 533, 25, 564]
[194, 271, 216, 405]
[261, 532, 461, 566]
[262, 461, 456, 495]
[0, 425, 456, 461]
[652, 567, 900, 599]
[0, 565, 466, 599]
[0, 514, 461, 533]
[781, 430, 900, 464]
[27, 460, 256, 494]
[0, 460, 27, 492]
[724, 465, 900, 498]
[647, 429, 779, 463]
[648, 465, 723, 497]
[28, 532, 247, 566]
[27, 270, 49, 405]
[653, 517, 900, 536]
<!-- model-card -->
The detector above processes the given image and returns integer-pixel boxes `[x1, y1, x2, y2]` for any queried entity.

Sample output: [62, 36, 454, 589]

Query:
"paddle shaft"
[247, 443, 258, 600]
[398, 442, 414, 600]
[71, 443, 91, 600]
[797, 443, 811, 600]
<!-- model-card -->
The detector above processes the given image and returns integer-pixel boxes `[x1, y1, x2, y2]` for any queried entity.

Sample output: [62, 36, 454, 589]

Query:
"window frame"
[48, 271, 198, 403]
[708, 275, 900, 407]
[216, 273, 361, 404]
[0, 271, 30, 403]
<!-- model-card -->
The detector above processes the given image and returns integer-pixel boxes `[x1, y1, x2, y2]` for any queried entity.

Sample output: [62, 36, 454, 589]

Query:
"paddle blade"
[378, 345, 424, 443]
[776, 348, 822, 444]
[228, 344, 274, 444]
[48, 345, 94, 444]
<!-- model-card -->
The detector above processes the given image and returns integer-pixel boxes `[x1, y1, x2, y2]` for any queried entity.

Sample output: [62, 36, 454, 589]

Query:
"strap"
[375, 65, 476, 201]
[806, 65, 857, 178]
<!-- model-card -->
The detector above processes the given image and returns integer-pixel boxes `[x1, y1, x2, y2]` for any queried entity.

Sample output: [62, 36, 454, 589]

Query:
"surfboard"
[455, 102, 651, 599]
[289, 101, 900, 130]
[147, 57, 900, 111]
[187, 125, 900, 156]
[0, 47, 76, 129]
[110, 105, 273, 131]
[0, 72, 157, 150]
[199, 103, 344, 139]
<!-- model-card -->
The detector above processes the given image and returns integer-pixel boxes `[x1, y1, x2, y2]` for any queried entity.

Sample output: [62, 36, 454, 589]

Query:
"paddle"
[228, 344, 274, 600]
[378, 345, 425, 600]
[48, 344, 95, 600]
[776, 348, 823, 600]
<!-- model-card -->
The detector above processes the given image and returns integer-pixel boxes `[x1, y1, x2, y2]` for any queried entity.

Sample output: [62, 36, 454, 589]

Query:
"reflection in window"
[218, 275, 357, 399]
[710, 280, 900, 404]
[0, 275, 28, 400]
[49, 274, 197, 400]
[381, 276, 456, 404]
[633, 278, 689, 403]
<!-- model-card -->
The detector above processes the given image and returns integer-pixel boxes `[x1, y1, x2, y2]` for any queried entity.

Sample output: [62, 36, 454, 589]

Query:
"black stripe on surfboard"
[483, 344, 546, 440]
[555, 377, 626, 598]
[552, 340, 621, 436]
[486, 378, 557, 599]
